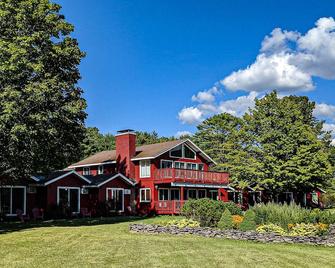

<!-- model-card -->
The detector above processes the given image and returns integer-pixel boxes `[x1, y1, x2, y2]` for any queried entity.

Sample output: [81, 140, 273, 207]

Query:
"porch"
[153, 186, 229, 215]
[154, 168, 229, 185]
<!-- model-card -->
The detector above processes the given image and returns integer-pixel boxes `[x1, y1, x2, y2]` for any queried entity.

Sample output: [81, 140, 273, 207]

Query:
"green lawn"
[0, 216, 334, 268]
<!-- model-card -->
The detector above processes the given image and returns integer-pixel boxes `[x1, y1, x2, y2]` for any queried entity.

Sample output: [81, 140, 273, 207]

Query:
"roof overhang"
[85, 173, 137, 188]
[171, 182, 233, 190]
[44, 170, 91, 186]
[68, 161, 116, 169]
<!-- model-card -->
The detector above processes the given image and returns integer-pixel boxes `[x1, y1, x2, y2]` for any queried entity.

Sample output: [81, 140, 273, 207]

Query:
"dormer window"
[169, 144, 196, 159]
[98, 165, 104, 175]
[83, 167, 91, 175]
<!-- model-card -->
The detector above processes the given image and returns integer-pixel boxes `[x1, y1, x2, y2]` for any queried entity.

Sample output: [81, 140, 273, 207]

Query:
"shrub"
[256, 224, 286, 235]
[217, 209, 233, 230]
[232, 215, 244, 229]
[288, 223, 329, 237]
[158, 218, 200, 228]
[320, 192, 335, 208]
[181, 199, 242, 227]
[239, 210, 257, 231]
[252, 202, 310, 228]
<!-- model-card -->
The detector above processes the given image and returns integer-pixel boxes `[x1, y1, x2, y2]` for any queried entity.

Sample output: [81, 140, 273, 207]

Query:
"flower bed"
[129, 223, 335, 246]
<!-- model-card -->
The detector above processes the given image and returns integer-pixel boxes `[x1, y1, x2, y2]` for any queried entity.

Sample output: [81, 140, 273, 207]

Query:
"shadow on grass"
[0, 216, 147, 235]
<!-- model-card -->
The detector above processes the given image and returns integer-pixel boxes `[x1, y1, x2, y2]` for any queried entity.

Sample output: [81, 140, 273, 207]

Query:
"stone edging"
[129, 223, 335, 246]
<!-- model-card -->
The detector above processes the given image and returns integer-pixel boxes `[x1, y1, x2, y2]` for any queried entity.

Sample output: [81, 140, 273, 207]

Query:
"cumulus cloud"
[222, 17, 335, 92]
[191, 86, 220, 103]
[178, 106, 203, 124]
[322, 123, 335, 145]
[175, 131, 193, 138]
[314, 103, 335, 120]
[218, 91, 259, 117]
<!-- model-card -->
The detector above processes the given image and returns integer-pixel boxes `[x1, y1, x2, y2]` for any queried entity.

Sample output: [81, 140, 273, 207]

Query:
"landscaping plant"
[217, 209, 233, 230]
[239, 210, 257, 231]
[181, 199, 242, 227]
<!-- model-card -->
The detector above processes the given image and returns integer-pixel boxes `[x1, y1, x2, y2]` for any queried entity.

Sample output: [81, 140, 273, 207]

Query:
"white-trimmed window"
[0, 186, 26, 215]
[140, 160, 151, 178]
[57, 187, 80, 213]
[169, 144, 196, 159]
[83, 167, 91, 175]
[140, 188, 151, 202]
[98, 165, 104, 175]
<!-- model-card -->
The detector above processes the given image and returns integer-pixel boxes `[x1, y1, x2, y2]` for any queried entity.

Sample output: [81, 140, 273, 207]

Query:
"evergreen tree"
[0, 0, 86, 181]
[239, 210, 256, 231]
[217, 209, 233, 230]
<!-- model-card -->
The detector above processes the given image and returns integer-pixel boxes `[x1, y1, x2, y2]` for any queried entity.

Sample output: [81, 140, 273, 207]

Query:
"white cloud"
[218, 91, 258, 117]
[221, 53, 314, 92]
[322, 123, 335, 145]
[175, 131, 193, 138]
[222, 17, 335, 93]
[191, 86, 220, 103]
[178, 106, 203, 124]
[314, 103, 335, 120]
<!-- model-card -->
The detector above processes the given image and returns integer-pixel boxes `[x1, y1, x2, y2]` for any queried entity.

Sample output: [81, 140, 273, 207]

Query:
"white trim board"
[96, 173, 136, 187]
[44, 170, 91, 186]
[68, 161, 116, 169]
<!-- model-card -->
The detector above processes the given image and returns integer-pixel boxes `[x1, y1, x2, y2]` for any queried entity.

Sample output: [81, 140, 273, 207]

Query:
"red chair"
[32, 208, 44, 220]
[80, 208, 92, 218]
[16, 209, 30, 223]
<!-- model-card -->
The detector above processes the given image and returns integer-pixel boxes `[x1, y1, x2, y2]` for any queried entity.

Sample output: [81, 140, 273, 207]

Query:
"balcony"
[154, 168, 229, 185]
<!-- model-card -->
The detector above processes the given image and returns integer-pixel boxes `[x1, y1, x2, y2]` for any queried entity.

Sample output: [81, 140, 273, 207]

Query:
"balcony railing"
[154, 200, 185, 214]
[154, 168, 229, 185]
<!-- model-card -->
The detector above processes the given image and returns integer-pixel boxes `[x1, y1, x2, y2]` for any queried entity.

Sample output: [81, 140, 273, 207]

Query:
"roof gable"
[68, 139, 215, 168]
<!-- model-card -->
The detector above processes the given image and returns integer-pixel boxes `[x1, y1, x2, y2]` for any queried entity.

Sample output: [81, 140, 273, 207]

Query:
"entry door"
[107, 188, 124, 212]
[57, 187, 80, 213]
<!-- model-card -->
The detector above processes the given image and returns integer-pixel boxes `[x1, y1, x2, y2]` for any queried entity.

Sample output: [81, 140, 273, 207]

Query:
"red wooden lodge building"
[0, 129, 324, 219]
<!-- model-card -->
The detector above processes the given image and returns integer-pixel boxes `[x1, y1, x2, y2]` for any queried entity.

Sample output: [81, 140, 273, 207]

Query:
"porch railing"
[154, 200, 185, 214]
[154, 168, 229, 185]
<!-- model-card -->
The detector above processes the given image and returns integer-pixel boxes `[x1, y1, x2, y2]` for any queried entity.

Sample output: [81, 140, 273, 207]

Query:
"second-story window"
[140, 160, 151, 178]
[98, 165, 104, 175]
[170, 144, 196, 160]
[83, 167, 91, 175]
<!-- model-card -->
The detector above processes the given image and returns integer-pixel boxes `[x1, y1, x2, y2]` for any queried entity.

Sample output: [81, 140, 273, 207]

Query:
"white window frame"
[98, 165, 104, 175]
[139, 188, 151, 203]
[174, 161, 202, 170]
[106, 188, 124, 212]
[187, 189, 198, 199]
[57, 187, 80, 213]
[0, 186, 26, 216]
[139, 160, 151, 178]
[170, 188, 181, 201]
[83, 167, 91, 175]
[209, 190, 218, 200]
[169, 144, 196, 160]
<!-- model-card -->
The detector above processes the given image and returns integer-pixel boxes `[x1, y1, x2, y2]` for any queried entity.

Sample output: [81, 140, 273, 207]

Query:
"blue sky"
[57, 0, 335, 139]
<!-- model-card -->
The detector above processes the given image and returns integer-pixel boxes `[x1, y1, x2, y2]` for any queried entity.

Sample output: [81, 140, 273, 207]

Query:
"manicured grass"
[0, 216, 334, 268]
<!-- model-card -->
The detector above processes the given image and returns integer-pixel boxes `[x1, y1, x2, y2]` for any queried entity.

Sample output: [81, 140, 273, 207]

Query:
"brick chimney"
[115, 129, 136, 178]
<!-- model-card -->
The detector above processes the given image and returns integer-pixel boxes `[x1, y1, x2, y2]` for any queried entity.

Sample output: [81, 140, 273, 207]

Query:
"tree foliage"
[81, 129, 175, 158]
[0, 0, 86, 181]
[194, 91, 334, 193]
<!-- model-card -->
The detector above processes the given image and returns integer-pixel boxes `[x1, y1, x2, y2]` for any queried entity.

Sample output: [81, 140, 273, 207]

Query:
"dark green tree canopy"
[0, 0, 86, 181]
[194, 91, 334, 193]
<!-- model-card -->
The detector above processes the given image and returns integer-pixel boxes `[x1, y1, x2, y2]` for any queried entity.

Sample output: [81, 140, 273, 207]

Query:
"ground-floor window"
[57, 187, 80, 213]
[159, 189, 169, 201]
[209, 190, 218, 200]
[140, 188, 151, 203]
[106, 188, 124, 212]
[170, 189, 180, 200]
[0, 186, 26, 215]
[198, 189, 206, 199]
[187, 189, 197, 199]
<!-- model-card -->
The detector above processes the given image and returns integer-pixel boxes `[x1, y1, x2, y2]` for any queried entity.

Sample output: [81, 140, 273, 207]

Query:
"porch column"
[219, 188, 228, 202]
[180, 186, 184, 202]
